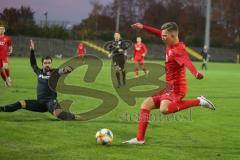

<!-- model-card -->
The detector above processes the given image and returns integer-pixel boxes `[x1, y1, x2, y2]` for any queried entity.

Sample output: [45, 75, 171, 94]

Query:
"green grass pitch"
[0, 57, 240, 160]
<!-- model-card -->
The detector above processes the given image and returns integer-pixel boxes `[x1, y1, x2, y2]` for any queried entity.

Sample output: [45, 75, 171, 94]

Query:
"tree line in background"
[0, 0, 239, 49]
[0, 6, 69, 39]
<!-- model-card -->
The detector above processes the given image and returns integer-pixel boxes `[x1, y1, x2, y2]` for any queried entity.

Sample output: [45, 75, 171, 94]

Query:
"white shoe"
[7, 77, 12, 84]
[122, 138, 145, 144]
[197, 96, 215, 110]
[5, 78, 12, 87]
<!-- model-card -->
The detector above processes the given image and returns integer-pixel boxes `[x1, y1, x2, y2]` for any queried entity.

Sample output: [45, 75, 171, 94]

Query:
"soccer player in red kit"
[77, 42, 86, 63]
[133, 37, 148, 77]
[0, 25, 13, 87]
[123, 22, 215, 144]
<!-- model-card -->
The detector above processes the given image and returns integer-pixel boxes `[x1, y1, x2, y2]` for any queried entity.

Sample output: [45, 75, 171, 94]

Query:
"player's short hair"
[41, 56, 52, 63]
[114, 32, 121, 35]
[161, 22, 178, 32]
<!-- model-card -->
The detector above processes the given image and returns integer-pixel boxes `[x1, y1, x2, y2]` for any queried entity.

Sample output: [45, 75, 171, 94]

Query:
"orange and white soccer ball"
[96, 128, 113, 145]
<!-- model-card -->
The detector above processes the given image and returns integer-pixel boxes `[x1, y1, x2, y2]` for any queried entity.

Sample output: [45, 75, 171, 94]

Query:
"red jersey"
[77, 43, 85, 55]
[0, 35, 11, 59]
[143, 25, 198, 93]
[133, 42, 147, 60]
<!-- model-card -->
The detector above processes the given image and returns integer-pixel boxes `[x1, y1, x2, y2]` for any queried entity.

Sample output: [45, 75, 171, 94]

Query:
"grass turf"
[0, 57, 240, 160]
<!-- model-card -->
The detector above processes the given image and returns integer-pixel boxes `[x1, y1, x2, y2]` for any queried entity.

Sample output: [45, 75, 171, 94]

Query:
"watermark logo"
[49, 55, 167, 121]
[119, 110, 192, 123]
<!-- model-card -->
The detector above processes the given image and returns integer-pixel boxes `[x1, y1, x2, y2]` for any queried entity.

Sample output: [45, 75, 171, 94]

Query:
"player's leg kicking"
[123, 90, 215, 144]
[127, 22, 216, 144]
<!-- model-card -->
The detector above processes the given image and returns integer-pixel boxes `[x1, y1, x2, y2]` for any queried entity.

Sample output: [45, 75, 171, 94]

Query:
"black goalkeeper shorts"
[25, 99, 61, 114]
[112, 54, 125, 70]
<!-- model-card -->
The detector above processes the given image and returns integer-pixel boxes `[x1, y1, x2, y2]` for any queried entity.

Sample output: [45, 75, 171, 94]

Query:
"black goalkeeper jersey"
[111, 40, 125, 56]
[30, 50, 58, 102]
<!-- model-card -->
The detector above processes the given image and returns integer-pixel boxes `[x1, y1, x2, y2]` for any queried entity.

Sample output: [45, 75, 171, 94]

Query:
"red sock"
[135, 68, 139, 76]
[167, 99, 200, 113]
[1, 71, 7, 81]
[136, 108, 150, 141]
[5, 68, 10, 77]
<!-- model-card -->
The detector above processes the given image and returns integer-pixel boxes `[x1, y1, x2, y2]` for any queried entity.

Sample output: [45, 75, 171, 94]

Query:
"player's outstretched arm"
[29, 39, 40, 74]
[30, 39, 36, 66]
[174, 49, 203, 80]
[131, 23, 144, 29]
[185, 60, 203, 80]
[131, 23, 162, 37]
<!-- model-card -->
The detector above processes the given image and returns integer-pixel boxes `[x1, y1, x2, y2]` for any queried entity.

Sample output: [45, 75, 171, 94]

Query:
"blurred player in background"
[201, 45, 210, 70]
[0, 40, 75, 121]
[123, 22, 215, 144]
[107, 32, 129, 88]
[133, 37, 148, 77]
[77, 42, 86, 63]
[0, 25, 13, 87]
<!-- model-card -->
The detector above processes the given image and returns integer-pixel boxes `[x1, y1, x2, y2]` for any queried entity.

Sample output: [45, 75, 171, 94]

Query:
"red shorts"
[134, 58, 144, 65]
[1, 56, 8, 64]
[151, 89, 186, 108]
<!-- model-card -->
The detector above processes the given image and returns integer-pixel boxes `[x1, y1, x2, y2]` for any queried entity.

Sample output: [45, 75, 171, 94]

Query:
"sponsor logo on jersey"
[0, 41, 5, 45]
[39, 74, 50, 79]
